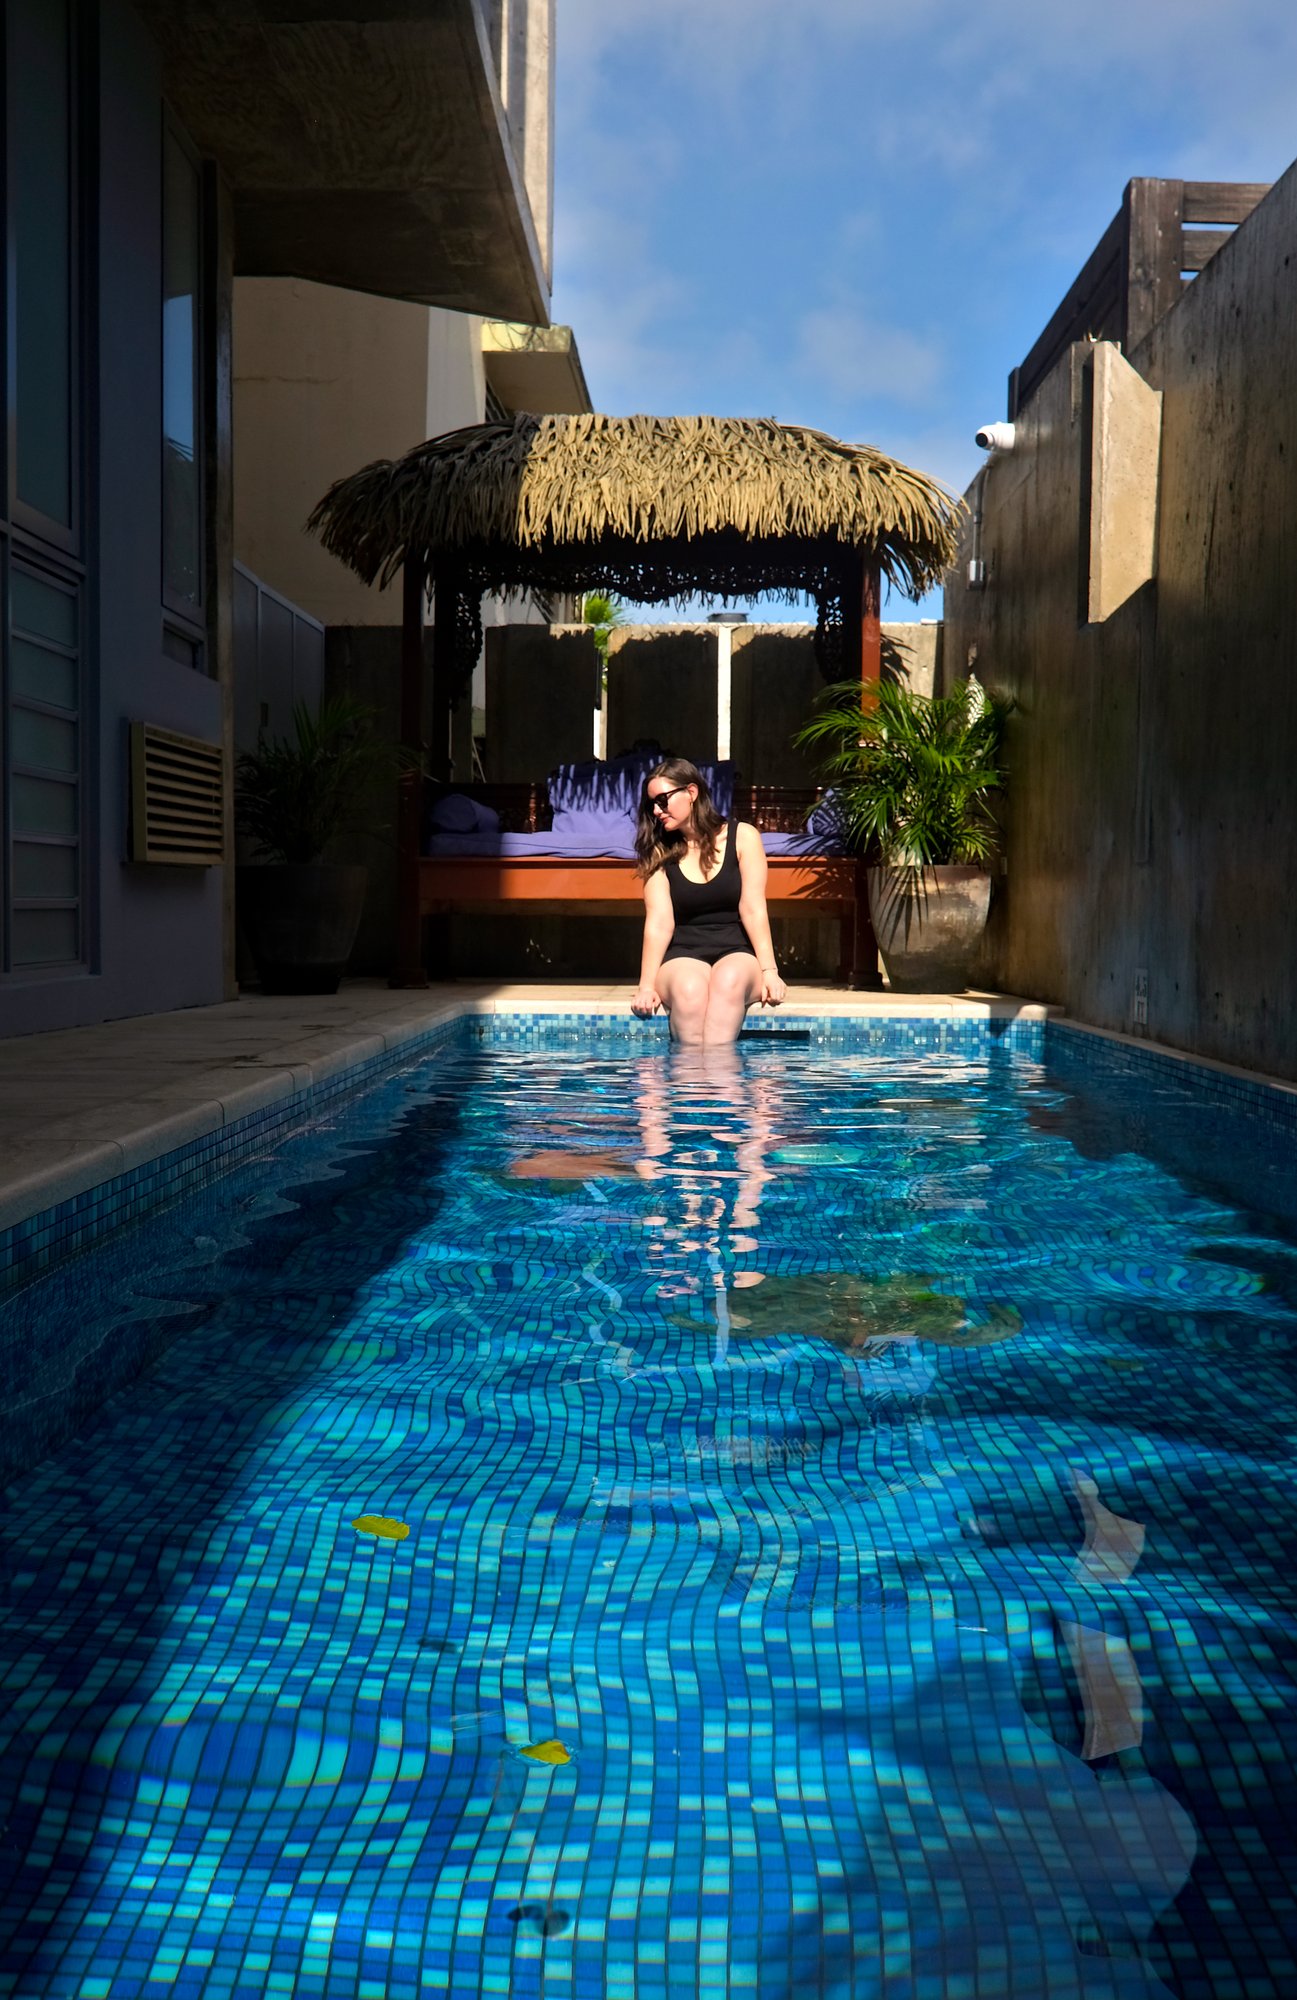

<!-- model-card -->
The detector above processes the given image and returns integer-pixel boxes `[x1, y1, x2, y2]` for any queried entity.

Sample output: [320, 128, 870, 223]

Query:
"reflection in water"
[633, 1045, 779, 1366]
[507, 1146, 638, 1179]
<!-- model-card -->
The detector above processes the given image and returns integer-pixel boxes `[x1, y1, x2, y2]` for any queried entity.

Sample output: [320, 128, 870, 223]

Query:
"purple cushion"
[806, 789, 846, 838]
[547, 759, 609, 812]
[430, 792, 500, 834]
[696, 761, 735, 816]
[549, 756, 737, 818]
[550, 805, 638, 855]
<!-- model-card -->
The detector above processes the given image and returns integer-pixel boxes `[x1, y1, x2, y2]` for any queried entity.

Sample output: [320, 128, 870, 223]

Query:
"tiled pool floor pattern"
[2, 1039, 1297, 1997]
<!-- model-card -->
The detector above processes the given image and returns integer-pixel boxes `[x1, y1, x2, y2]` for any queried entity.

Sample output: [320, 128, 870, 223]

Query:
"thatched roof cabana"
[308, 412, 959, 987]
[310, 412, 959, 678]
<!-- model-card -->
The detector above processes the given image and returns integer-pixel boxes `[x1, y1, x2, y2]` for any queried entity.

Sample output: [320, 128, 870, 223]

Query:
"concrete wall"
[482, 625, 599, 781]
[729, 622, 942, 785]
[480, 0, 554, 286]
[233, 279, 485, 627]
[606, 627, 718, 764]
[943, 157, 1297, 1078]
[321, 625, 440, 977]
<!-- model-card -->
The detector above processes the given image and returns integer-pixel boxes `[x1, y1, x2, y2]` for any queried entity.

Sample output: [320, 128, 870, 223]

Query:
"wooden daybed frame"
[419, 781, 861, 982]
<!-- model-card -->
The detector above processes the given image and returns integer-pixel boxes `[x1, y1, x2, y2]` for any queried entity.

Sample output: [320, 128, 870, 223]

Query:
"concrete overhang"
[481, 321, 592, 415]
[134, 0, 549, 323]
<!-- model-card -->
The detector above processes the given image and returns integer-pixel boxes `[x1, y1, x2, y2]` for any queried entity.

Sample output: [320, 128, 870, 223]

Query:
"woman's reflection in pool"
[634, 1045, 780, 1365]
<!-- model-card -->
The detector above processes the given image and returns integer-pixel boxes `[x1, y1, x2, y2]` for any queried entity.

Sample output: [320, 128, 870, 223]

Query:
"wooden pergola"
[309, 413, 959, 987]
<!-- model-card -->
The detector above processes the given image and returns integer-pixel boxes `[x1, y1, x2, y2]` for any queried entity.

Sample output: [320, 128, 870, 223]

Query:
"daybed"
[420, 753, 859, 980]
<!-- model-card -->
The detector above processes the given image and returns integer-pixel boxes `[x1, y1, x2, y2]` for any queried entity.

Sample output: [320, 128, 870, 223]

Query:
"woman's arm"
[736, 822, 787, 1007]
[632, 869, 674, 1015]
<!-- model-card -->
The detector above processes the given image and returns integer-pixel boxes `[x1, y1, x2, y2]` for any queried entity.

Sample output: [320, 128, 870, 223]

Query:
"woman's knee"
[662, 966, 709, 1015]
[706, 960, 757, 1007]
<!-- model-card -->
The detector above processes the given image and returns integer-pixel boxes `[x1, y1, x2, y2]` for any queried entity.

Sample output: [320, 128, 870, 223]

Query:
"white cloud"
[794, 307, 944, 408]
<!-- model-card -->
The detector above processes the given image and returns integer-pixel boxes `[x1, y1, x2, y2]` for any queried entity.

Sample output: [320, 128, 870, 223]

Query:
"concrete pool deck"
[0, 979, 1054, 1237]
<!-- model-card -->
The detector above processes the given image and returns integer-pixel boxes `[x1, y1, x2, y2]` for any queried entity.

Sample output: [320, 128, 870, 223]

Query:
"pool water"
[2, 1032, 1297, 1999]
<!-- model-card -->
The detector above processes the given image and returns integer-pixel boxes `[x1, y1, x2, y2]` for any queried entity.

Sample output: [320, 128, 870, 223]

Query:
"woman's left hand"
[760, 971, 787, 1008]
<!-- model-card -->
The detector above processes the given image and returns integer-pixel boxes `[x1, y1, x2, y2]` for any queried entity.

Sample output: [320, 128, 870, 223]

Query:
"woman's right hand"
[630, 985, 661, 1018]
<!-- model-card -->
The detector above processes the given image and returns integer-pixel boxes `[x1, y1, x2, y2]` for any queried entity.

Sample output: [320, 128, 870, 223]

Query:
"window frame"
[160, 110, 206, 654]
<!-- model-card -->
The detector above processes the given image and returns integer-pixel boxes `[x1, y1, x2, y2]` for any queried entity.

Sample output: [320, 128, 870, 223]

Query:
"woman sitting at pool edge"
[631, 758, 787, 1043]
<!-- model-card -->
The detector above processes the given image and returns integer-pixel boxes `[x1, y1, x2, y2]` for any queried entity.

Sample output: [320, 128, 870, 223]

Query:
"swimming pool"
[2, 1017, 1296, 1999]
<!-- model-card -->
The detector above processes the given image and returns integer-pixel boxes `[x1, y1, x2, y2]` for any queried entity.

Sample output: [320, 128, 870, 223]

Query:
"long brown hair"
[635, 758, 726, 880]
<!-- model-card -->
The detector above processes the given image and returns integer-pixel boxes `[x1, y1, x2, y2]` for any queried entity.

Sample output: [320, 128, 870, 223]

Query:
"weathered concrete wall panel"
[606, 627, 717, 763]
[483, 624, 599, 780]
[1086, 342, 1162, 623]
[945, 157, 1297, 1077]
[729, 627, 821, 785]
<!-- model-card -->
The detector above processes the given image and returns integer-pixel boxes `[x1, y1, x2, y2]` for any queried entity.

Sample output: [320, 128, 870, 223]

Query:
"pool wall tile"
[5, 1001, 1296, 1493]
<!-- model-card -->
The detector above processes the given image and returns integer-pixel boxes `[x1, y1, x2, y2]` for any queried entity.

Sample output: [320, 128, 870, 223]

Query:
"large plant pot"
[866, 865, 991, 993]
[237, 864, 369, 996]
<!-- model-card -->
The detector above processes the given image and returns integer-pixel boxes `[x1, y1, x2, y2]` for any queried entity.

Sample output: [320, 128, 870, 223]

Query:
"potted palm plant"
[794, 676, 1010, 992]
[235, 697, 392, 995]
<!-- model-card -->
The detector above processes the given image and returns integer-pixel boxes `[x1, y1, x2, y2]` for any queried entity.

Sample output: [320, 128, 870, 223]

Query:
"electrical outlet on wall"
[1132, 968, 1148, 1028]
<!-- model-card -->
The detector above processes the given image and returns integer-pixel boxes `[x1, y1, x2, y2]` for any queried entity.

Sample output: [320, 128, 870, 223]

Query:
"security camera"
[975, 421, 1016, 452]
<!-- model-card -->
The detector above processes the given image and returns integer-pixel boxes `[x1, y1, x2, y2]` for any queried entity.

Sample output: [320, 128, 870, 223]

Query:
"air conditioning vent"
[129, 722, 226, 866]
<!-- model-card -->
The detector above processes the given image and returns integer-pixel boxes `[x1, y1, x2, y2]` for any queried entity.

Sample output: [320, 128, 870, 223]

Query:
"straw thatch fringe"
[307, 413, 959, 601]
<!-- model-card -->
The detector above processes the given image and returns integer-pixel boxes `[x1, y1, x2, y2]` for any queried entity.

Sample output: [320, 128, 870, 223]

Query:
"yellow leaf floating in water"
[520, 1738, 571, 1765]
[352, 1515, 410, 1541]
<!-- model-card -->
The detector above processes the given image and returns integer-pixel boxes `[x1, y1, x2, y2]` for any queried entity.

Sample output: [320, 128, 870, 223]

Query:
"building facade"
[0, 0, 556, 1038]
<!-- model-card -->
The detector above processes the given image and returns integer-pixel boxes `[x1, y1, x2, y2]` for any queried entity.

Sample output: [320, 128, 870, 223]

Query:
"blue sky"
[549, 0, 1297, 619]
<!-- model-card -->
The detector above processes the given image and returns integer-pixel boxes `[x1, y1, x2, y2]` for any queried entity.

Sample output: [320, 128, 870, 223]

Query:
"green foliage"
[235, 697, 395, 866]
[581, 591, 626, 664]
[794, 676, 1010, 866]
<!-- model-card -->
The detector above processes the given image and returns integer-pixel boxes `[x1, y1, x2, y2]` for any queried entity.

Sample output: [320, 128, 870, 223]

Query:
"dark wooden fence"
[1008, 178, 1271, 419]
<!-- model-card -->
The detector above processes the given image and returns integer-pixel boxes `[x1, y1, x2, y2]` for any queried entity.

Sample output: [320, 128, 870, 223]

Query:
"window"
[10, 0, 77, 540]
[162, 125, 203, 623]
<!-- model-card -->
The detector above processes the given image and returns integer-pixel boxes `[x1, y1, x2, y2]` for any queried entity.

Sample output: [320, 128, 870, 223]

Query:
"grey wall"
[943, 156, 1297, 1078]
[482, 623, 599, 780]
[729, 627, 820, 786]
[232, 562, 326, 757]
[606, 626, 717, 764]
[1, 1, 231, 1038]
[728, 622, 942, 786]
[321, 624, 429, 978]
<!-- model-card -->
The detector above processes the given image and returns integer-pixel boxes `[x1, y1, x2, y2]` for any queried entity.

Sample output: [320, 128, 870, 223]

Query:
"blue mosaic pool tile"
[5, 1023, 1297, 1993]
[469, 1010, 1047, 1059]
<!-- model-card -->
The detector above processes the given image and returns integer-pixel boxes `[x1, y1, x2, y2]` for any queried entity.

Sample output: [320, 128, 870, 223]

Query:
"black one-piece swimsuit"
[659, 821, 755, 967]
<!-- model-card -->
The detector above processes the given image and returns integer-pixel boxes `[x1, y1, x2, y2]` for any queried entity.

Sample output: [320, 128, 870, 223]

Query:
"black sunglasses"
[647, 785, 690, 813]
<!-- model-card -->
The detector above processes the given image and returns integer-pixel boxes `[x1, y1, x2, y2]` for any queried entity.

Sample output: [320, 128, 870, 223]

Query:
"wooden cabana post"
[309, 415, 959, 988]
[392, 552, 430, 989]
[848, 555, 884, 989]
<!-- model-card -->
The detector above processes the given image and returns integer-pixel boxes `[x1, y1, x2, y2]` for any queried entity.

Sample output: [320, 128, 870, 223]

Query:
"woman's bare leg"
[654, 959, 711, 1045]
[702, 953, 763, 1044]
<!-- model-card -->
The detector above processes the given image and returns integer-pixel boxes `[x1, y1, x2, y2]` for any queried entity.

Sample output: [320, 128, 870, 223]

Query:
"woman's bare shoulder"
[734, 820, 764, 851]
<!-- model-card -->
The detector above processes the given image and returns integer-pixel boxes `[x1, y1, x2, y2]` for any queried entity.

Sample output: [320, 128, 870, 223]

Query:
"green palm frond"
[795, 677, 1011, 866]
